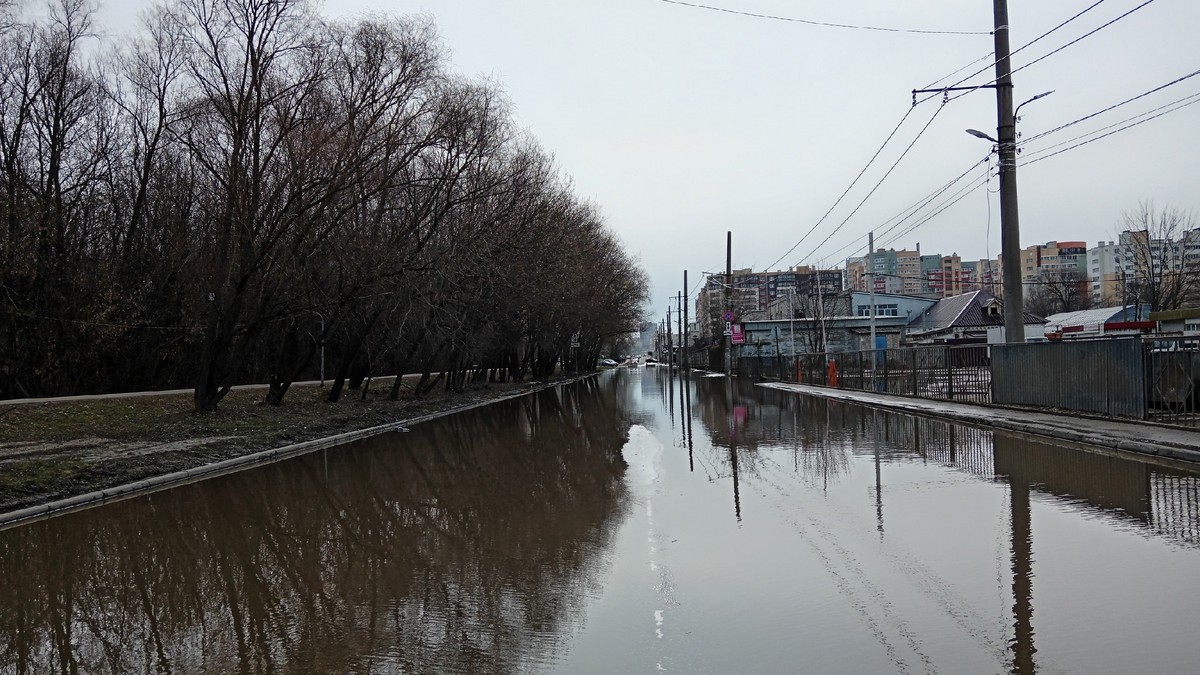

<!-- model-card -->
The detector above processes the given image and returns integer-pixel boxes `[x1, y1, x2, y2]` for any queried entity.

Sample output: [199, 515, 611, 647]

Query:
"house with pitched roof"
[905, 290, 1045, 344]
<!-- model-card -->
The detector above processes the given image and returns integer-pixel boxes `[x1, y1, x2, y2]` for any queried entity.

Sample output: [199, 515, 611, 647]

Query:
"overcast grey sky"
[100, 0, 1200, 316]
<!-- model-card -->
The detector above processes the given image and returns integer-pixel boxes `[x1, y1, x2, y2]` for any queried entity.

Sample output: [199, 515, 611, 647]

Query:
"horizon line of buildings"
[690, 228, 1200, 345]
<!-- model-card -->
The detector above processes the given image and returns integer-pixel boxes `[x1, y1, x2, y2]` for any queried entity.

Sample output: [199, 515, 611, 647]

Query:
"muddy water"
[1, 371, 1199, 674]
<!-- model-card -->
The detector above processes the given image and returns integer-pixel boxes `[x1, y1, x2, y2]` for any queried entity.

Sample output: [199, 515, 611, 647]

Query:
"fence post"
[946, 346, 954, 400]
[911, 348, 918, 396]
[882, 347, 890, 393]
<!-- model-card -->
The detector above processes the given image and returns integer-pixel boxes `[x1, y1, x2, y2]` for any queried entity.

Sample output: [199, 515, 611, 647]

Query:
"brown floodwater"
[1, 370, 1199, 674]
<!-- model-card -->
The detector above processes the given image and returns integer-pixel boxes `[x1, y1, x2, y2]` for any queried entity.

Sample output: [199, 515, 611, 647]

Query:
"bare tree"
[1025, 269, 1092, 317]
[1119, 201, 1200, 313]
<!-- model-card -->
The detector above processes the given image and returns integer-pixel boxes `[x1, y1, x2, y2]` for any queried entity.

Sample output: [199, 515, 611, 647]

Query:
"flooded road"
[2, 370, 1199, 674]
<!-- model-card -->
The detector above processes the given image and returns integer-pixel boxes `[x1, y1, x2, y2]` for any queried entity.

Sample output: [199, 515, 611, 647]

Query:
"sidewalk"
[759, 382, 1200, 465]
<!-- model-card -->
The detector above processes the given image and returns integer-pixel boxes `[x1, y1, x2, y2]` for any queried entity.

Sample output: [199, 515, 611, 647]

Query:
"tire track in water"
[746, 474, 936, 675]
[758, 455, 1013, 669]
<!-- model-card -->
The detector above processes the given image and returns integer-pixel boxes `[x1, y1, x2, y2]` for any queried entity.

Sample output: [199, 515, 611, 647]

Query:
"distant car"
[599, 358, 618, 367]
[644, 357, 659, 366]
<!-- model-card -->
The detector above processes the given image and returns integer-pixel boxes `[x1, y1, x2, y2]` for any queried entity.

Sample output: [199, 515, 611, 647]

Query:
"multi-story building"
[696, 266, 841, 342]
[1116, 228, 1200, 311]
[961, 259, 1001, 294]
[849, 247, 999, 299]
[1088, 241, 1124, 306]
[846, 248, 914, 295]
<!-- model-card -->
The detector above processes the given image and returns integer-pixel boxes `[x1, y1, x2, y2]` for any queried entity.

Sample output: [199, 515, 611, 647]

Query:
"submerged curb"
[760, 382, 1200, 466]
[0, 376, 591, 532]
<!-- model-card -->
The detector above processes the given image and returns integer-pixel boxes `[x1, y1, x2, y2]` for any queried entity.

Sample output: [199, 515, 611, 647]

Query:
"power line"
[1024, 93, 1200, 165]
[1021, 68, 1200, 145]
[871, 156, 992, 246]
[650, 0, 990, 35]
[820, 158, 988, 266]
[878, 173, 992, 250]
[915, 0, 1115, 106]
[763, 106, 919, 272]
[920, 51, 996, 91]
[794, 101, 949, 267]
[1011, 0, 1156, 77]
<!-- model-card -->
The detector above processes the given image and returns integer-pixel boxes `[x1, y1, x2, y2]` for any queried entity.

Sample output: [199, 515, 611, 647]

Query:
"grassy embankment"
[0, 376, 556, 514]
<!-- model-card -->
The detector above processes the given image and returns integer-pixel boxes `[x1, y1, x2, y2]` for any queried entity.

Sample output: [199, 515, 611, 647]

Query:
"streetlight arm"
[1014, 90, 1054, 119]
[966, 128, 999, 143]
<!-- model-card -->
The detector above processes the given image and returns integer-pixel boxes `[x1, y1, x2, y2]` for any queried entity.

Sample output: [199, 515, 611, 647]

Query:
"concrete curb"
[760, 382, 1200, 465]
[0, 377, 590, 532]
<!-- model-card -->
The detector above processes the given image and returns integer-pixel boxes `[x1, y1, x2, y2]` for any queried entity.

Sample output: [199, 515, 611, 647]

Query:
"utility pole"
[666, 308, 674, 366]
[683, 271, 690, 370]
[677, 291, 683, 369]
[869, 232, 877, 358]
[725, 231, 733, 376]
[994, 0, 1025, 343]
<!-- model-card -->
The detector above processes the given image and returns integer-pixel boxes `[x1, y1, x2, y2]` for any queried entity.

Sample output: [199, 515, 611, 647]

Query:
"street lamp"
[965, 89, 1051, 344]
[1015, 90, 1055, 120]
[965, 128, 998, 143]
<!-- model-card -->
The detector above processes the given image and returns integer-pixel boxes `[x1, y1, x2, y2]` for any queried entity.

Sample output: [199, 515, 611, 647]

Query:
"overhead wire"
[916, 0, 1113, 105]
[877, 170, 994, 250]
[814, 157, 989, 266]
[1021, 68, 1200, 145]
[791, 101, 949, 267]
[650, 0, 990, 35]
[1024, 93, 1200, 166]
[943, 0, 1158, 105]
[762, 105, 919, 272]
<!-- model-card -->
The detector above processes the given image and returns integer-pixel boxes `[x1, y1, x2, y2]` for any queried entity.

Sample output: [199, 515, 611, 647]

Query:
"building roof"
[1043, 306, 1135, 328]
[907, 290, 1045, 334]
[1148, 307, 1200, 322]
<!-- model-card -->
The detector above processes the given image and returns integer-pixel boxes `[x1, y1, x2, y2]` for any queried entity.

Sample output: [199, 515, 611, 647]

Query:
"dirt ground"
[0, 375, 574, 514]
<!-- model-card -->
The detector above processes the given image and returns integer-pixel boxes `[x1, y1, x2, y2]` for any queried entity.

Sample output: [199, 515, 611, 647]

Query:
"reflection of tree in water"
[0, 382, 632, 674]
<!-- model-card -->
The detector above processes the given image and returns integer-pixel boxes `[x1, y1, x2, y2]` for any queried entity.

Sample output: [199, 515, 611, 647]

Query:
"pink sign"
[731, 323, 746, 345]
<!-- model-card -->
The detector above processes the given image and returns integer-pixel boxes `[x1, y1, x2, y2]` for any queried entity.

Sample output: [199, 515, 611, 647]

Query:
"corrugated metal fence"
[992, 339, 1147, 418]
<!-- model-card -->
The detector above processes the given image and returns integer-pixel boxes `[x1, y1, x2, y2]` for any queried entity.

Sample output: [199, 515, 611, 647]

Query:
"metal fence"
[992, 338, 1146, 418]
[744, 344, 992, 403]
[1145, 335, 1200, 427]
[738, 336, 1200, 429]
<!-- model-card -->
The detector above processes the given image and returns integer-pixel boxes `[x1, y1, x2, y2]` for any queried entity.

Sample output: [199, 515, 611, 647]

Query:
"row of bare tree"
[0, 0, 648, 409]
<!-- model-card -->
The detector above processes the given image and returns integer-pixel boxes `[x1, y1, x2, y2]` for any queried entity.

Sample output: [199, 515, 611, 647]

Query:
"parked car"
[599, 358, 618, 367]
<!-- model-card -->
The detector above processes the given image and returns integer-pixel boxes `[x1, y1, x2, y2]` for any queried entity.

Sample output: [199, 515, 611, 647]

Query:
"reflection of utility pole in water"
[873, 412, 884, 537]
[728, 376, 742, 522]
[667, 361, 675, 433]
[684, 374, 695, 472]
[677, 368, 687, 450]
[1009, 477, 1036, 674]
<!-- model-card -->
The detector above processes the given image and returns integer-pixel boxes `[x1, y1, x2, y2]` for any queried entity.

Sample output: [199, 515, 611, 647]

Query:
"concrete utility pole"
[994, 0, 1025, 343]
[677, 291, 683, 369]
[666, 308, 673, 364]
[683, 271, 690, 370]
[725, 231, 732, 376]
[869, 232, 877, 357]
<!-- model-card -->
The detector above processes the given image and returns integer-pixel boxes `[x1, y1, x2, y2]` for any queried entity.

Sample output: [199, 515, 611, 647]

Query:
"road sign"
[723, 311, 734, 321]
[723, 321, 732, 336]
[731, 323, 746, 345]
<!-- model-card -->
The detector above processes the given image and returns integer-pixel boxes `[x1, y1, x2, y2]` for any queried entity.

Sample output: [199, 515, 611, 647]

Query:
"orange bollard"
[827, 359, 838, 388]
